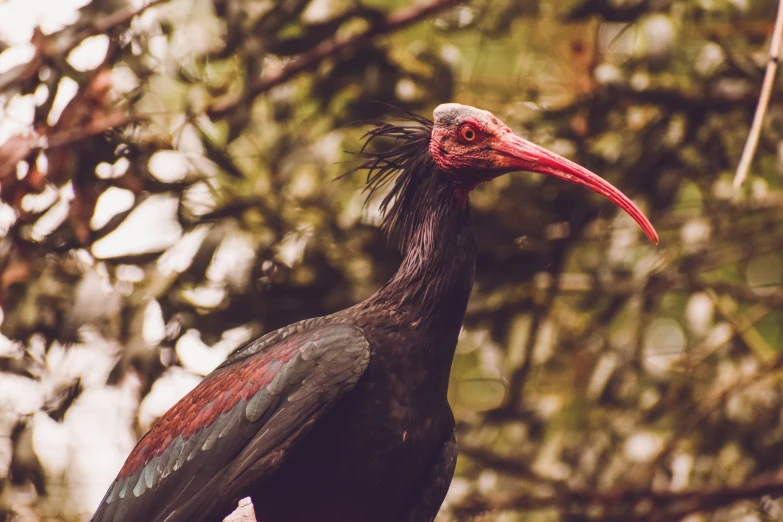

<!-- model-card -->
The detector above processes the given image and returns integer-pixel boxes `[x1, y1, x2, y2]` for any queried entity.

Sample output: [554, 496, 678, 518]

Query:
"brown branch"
[645, 350, 783, 479]
[0, 0, 167, 93]
[46, 111, 143, 149]
[468, 270, 783, 320]
[205, 0, 461, 120]
[500, 279, 557, 410]
[80, 0, 168, 43]
[459, 445, 540, 479]
[0, 32, 44, 92]
[657, 273, 783, 310]
[0, 135, 36, 181]
[0, 111, 141, 182]
[47, 0, 169, 57]
[453, 472, 783, 518]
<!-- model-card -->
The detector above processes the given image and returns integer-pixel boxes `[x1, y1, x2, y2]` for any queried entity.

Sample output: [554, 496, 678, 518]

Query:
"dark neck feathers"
[373, 169, 476, 324]
[355, 112, 477, 325]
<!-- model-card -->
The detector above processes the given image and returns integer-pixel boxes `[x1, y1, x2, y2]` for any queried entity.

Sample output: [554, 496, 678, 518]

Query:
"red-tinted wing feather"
[91, 319, 369, 522]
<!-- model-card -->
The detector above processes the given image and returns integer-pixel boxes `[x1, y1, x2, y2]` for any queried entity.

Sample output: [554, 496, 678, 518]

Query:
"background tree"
[0, 0, 782, 520]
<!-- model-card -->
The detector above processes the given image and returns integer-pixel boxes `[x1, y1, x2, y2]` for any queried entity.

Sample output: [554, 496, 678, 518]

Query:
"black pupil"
[464, 129, 474, 139]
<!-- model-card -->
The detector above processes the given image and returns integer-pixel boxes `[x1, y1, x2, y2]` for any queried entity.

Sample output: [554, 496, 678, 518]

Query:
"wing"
[92, 319, 370, 522]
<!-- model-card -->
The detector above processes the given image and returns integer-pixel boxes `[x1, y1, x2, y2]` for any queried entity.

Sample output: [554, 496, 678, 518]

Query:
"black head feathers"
[352, 110, 455, 252]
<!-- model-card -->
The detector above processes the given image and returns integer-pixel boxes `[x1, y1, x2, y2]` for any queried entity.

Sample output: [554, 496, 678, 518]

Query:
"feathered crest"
[350, 109, 441, 251]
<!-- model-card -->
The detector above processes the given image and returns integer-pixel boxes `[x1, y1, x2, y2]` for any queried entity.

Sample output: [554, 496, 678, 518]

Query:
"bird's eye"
[459, 124, 478, 143]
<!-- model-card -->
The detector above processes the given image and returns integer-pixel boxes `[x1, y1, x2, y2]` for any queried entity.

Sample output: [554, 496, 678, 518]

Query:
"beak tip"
[504, 134, 660, 246]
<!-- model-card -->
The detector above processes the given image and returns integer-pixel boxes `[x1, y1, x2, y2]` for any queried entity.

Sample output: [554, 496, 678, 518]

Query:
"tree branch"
[644, 348, 783, 478]
[732, 0, 783, 189]
[47, 0, 169, 57]
[46, 111, 143, 149]
[205, 0, 461, 120]
[0, 111, 142, 181]
[80, 0, 168, 43]
[453, 472, 783, 519]
[0, 0, 167, 93]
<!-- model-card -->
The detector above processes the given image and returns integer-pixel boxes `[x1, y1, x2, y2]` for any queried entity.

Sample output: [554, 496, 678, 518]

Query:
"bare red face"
[429, 103, 659, 244]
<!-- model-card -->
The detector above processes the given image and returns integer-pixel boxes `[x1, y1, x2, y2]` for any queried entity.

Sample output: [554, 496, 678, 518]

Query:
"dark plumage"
[92, 103, 657, 522]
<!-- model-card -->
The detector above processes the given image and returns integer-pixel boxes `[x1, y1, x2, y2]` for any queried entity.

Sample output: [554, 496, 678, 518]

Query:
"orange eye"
[459, 124, 478, 142]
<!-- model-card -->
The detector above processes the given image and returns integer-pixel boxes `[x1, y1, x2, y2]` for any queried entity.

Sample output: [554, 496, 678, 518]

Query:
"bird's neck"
[371, 170, 477, 329]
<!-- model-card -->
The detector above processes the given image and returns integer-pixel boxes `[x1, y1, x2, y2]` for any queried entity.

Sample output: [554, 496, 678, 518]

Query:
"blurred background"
[0, 0, 782, 520]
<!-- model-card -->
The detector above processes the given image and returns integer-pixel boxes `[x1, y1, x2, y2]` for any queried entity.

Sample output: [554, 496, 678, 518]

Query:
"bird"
[92, 103, 658, 522]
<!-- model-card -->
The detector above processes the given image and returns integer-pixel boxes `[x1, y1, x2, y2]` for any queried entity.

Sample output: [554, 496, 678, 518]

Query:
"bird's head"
[429, 103, 658, 244]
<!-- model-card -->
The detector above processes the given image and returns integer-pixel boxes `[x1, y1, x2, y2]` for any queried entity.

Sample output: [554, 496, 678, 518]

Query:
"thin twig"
[50, 0, 169, 57]
[453, 471, 783, 518]
[84, 0, 168, 41]
[468, 271, 783, 318]
[0, 111, 143, 180]
[501, 283, 557, 409]
[646, 350, 783, 476]
[705, 289, 775, 362]
[46, 112, 143, 149]
[459, 444, 541, 480]
[733, 0, 783, 189]
[205, 0, 460, 120]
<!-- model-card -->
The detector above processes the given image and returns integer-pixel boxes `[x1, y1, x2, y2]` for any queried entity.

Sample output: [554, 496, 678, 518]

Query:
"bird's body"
[92, 104, 657, 522]
[252, 170, 474, 522]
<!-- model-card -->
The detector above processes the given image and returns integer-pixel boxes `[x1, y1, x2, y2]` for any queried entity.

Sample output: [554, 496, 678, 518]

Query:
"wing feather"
[91, 320, 369, 522]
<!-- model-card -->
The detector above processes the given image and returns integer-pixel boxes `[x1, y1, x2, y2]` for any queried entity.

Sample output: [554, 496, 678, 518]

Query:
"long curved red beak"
[495, 134, 659, 244]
